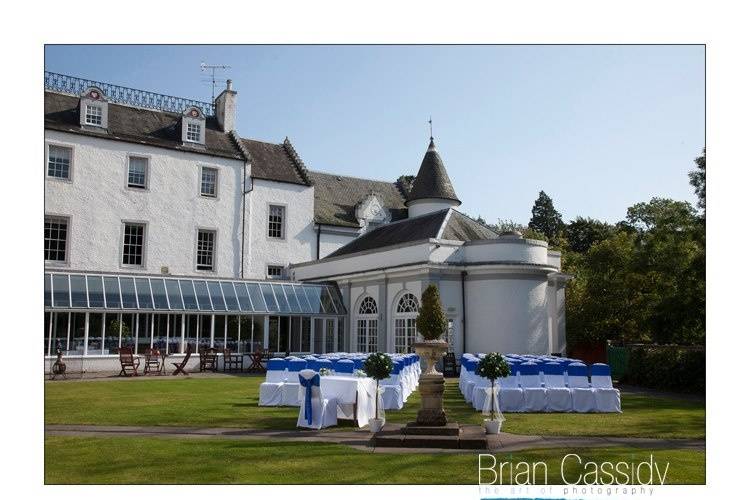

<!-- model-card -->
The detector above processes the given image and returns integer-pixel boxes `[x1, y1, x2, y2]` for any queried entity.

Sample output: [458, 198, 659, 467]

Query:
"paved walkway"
[45, 424, 705, 454]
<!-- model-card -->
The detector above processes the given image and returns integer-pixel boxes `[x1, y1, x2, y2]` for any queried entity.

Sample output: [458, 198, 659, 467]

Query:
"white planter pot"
[369, 417, 385, 433]
[484, 419, 502, 434]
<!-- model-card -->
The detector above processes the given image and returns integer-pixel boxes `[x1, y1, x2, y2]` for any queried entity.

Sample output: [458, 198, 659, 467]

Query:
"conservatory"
[44, 272, 347, 370]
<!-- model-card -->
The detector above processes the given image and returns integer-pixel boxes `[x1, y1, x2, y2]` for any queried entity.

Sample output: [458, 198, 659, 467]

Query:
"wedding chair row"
[460, 356, 621, 413]
[259, 353, 421, 408]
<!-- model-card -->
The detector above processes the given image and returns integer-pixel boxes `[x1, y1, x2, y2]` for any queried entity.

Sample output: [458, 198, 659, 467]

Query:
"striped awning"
[44, 272, 346, 315]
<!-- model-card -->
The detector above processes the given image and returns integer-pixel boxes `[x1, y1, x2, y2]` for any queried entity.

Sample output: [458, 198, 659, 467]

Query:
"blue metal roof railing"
[44, 71, 215, 117]
[44, 272, 346, 316]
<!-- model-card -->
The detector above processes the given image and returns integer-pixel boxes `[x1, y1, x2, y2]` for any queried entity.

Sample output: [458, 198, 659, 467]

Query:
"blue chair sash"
[298, 373, 321, 425]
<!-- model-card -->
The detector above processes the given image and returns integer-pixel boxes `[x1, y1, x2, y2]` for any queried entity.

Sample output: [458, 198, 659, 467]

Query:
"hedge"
[620, 346, 705, 394]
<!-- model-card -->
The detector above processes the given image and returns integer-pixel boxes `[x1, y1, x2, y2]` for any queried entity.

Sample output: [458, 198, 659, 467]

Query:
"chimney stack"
[215, 79, 237, 132]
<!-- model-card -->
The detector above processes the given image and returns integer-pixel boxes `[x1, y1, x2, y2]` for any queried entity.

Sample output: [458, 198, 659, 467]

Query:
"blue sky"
[45, 45, 705, 224]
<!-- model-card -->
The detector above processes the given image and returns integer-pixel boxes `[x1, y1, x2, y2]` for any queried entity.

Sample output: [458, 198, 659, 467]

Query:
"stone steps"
[372, 423, 496, 450]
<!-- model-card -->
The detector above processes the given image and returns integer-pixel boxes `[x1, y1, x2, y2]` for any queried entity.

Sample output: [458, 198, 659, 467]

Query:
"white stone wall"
[407, 198, 459, 218]
[45, 131, 245, 278]
[464, 274, 550, 355]
[319, 231, 358, 259]
[462, 238, 551, 266]
[246, 179, 316, 279]
[433, 278, 464, 353]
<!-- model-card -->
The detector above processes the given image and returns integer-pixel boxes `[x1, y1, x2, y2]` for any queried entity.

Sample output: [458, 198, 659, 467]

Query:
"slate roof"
[442, 210, 500, 240]
[44, 91, 243, 160]
[240, 138, 310, 186]
[407, 138, 461, 204]
[307, 171, 408, 228]
[326, 208, 498, 258]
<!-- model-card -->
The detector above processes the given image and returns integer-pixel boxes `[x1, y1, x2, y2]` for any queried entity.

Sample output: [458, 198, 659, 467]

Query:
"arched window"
[356, 296, 378, 353]
[394, 293, 419, 353]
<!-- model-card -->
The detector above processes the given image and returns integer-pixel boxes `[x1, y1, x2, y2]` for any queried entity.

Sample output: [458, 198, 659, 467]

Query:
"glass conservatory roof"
[44, 272, 346, 315]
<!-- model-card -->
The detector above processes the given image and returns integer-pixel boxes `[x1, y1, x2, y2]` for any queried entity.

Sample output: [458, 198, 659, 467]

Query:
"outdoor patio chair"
[171, 345, 193, 376]
[296, 369, 338, 430]
[248, 350, 266, 374]
[590, 363, 621, 412]
[117, 347, 140, 377]
[143, 348, 161, 375]
[568, 362, 597, 412]
[199, 348, 219, 372]
[222, 349, 244, 372]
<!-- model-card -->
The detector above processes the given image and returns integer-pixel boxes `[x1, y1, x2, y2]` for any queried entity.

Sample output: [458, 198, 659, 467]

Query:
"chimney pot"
[226, 79, 233, 91]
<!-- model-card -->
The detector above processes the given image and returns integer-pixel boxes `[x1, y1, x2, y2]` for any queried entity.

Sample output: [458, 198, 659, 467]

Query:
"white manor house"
[43, 72, 570, 371]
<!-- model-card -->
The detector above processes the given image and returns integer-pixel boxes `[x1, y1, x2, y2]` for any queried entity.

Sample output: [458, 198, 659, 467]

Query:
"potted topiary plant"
[363, 352, 394, 433]
[477, 352, 511, 434]
[412, 284, 450, 426]
[415, 284, 449, 342]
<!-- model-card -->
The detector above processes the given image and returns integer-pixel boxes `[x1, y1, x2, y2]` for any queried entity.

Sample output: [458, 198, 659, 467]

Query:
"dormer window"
[181, 107, 206, 146]
[79, 87, 108, 129]
[186, 122, 201, 143]
[85, 104, 103, 126]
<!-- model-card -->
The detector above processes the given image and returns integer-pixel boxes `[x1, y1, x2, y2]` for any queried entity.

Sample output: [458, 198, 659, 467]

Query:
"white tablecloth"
[320, 376, 377, 428]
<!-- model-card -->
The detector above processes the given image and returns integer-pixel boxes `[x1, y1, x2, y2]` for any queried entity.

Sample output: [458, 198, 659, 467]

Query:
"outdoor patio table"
[320, 375, 377, 428]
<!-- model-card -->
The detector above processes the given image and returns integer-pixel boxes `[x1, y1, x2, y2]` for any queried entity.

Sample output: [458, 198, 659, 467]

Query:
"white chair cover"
[591, 364, 621, 413]
[543, 365, 572, 412]
[296, 369, 338, 429]
[519, 365, 547, 412]
[382, 372, 404, 410]
[498, 372, 524, 412]
[259, 381, 284, 406]
[259, 361, 286, 406]
[281, 376, 301, 406]
[568, 364, 597, 413]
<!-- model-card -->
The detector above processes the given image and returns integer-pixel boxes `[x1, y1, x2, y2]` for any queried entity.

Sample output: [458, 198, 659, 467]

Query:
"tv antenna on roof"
[200, 62, 231, 101]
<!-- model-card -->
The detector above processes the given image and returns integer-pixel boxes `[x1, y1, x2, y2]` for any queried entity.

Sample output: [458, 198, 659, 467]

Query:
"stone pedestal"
[412, 341, 449, 426]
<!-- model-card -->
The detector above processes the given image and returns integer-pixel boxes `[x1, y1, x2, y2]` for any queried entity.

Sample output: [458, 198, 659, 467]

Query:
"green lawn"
[45, 436, 705, 484]
[45, 376, 705, 439]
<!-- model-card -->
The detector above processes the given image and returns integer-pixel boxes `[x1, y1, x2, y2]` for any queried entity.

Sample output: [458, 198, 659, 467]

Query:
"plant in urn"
[412, 284, 449, 426]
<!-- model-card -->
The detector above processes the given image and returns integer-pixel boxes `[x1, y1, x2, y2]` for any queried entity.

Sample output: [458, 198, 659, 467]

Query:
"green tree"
[495, 219, 524, 233]
[529, 190, 564, 242]
[415, 284, 448, 341]
[567, 196, 704, 347]
[564, 217, 615, 253]
[566, 232, 647, 346]
[689, 148, 706, 214]
[624, 198, 697, 233]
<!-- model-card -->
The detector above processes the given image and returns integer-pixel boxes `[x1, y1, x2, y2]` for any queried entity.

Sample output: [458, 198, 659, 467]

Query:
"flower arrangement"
[476, 353, 511, 421]
[354, 369, 367, 378]
[363, 353, 394, 420]
[319, 367, 333, 377]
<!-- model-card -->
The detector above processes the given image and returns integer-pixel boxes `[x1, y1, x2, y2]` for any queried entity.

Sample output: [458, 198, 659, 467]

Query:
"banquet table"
[320, 376, 377, 428]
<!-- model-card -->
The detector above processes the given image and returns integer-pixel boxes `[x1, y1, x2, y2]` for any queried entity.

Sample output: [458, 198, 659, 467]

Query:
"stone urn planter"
[412, 340, 449, 426]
